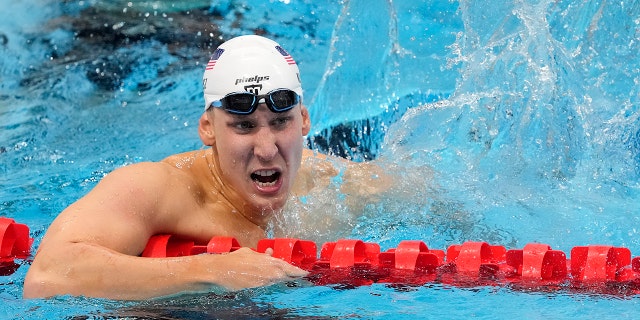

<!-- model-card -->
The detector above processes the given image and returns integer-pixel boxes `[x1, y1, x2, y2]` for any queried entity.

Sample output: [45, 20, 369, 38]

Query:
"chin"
[262, 198, 288, 212]
[248, 194, 288, 215]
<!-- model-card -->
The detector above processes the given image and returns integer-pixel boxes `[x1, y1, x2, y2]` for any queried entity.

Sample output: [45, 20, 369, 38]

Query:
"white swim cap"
[202, 35, 303, 111]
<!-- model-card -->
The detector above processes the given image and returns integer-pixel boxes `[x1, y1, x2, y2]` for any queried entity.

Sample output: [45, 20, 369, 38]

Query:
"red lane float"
[505, 243, 567, 282]
[258, 238, 317, 269]
[142, 235, 640, 294]
[3, 217, 640, 295]
[140, 235, 243, 257]
[0, 217, 31, 261]
[0, 217, 32, 276]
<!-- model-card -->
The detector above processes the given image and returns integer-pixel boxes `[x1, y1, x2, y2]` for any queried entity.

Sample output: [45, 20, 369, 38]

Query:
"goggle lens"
[268, 89, 299, 111]
[211, 89, 300, 114]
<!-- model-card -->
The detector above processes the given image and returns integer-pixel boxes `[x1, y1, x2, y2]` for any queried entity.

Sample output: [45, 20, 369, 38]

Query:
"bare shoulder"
[103, 151, 212, 210]
[94, 160, 193, 202]
[161, 149, 210, 168]
[102, 150, 209, 191]
[78, 160, 197, 220]
[38, 153, 209, 254]
[104, 161, 177, 182]
[78, 151, 210, 221]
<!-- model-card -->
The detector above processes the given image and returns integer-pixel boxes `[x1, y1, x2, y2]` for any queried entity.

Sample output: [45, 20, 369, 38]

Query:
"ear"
[198, 111, 216, 146]
[300, 104, 311, 136]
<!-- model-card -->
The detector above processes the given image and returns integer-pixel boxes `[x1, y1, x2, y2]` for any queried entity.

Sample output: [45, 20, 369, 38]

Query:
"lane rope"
[4, 217, 640, 294]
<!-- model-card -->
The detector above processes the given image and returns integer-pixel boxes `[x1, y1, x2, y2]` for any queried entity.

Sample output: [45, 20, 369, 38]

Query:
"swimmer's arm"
[25, 243, 305, 300]
[296, 148, 395, 197]
[23, 163, 305, 300]
[340, 159, 395, 197]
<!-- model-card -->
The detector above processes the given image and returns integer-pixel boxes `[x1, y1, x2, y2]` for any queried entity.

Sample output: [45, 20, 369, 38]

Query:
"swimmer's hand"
[201, 247, 308, 291]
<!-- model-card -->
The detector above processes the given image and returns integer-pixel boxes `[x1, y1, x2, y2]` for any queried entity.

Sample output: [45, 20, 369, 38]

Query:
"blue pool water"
[2, 0, 640, 318]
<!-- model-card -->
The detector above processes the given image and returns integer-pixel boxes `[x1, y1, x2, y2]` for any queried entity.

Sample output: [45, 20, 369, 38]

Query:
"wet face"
[206, 103, 310, 216]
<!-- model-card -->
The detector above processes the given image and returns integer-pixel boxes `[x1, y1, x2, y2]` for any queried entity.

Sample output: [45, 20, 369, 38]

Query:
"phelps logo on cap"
[202, 35, 303, 111]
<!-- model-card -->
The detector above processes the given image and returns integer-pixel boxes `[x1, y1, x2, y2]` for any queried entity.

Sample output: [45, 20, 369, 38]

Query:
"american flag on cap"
[205, 48, 225, 70]
[275, 45, 297, 65]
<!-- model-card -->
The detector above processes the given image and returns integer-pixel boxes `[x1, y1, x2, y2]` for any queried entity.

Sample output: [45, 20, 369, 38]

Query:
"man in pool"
[23, 35, 388, 300]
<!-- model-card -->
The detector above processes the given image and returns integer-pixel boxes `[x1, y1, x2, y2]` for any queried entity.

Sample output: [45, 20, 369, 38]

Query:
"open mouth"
[251, 169, 281, 188]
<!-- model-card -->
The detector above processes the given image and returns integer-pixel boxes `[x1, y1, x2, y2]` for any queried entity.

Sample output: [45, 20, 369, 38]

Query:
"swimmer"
[23, 35, 391, 300]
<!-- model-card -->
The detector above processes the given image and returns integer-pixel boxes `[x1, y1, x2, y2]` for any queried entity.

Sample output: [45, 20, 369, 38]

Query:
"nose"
[254, 126, 278, 162]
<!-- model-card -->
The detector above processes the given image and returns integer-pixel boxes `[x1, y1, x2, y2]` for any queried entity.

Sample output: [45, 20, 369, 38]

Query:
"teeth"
[252, 170, 279, 188]
[255, 170, 276, 176]
[256, 181, 276, 187]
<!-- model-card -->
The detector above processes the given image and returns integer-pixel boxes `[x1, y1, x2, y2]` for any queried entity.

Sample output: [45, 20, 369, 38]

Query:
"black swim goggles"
[209, 88, 300, 115]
